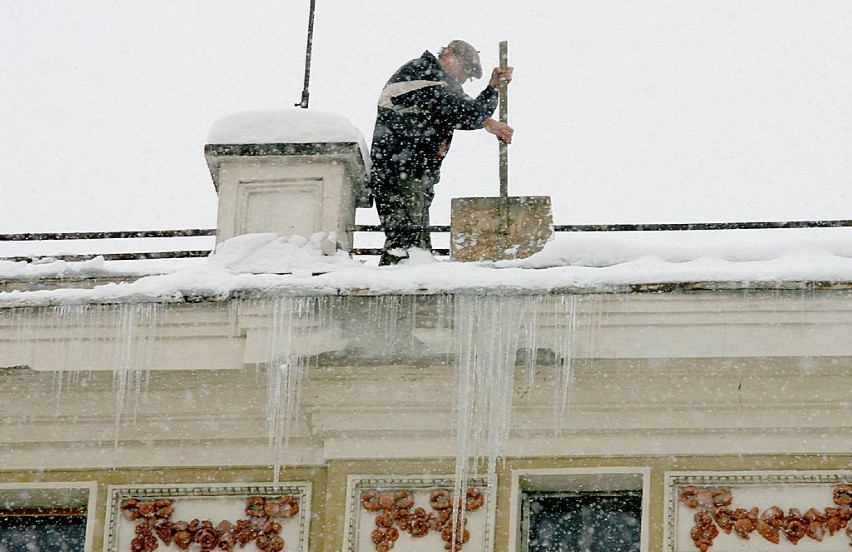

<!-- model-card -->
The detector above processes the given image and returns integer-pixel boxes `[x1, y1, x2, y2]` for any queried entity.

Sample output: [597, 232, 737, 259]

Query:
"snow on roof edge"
[4, 231, 852, 307]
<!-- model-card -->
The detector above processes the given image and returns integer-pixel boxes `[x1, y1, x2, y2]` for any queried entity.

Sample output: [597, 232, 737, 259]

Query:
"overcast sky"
[2, 1, 851, 234]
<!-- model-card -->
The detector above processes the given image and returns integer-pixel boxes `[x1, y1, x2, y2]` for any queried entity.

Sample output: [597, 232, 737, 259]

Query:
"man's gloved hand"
[489, 66, 514, 89]
[483, 118, 514, 144]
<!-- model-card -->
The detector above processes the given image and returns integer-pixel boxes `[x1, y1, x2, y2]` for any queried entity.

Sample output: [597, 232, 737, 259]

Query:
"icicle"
[263, 295, 327, 484]
[111, 302, 162, 447]
[51, 304, 88, 407]
[521, 296, 542, 402]
[266, 297, 294, 485]
[554, 295, 578, 423]
[548, 294, 603, 433]
[358, 294, 425, 360]
[46, 306, 63, 404]
[227, 298, 239, 343]
[451, 294, 528, 545]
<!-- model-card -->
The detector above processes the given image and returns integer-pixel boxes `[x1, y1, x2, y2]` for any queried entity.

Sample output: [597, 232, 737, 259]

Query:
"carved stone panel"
[344, 475, 495, 552]
[666, 472, 852, 551]
[212, 150, 361, 254]
[104, 483, 311, 552]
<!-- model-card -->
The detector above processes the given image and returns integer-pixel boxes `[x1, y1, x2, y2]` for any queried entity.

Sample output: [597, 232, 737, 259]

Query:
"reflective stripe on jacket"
[370, 51, 498, 189]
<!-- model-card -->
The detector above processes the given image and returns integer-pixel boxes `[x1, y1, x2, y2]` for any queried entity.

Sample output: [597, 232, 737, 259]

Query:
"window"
[0, 509, 87, 551]
[522, 490, 642, 552]
[0, 483, 94, 552]
[512, 468, 649, 552]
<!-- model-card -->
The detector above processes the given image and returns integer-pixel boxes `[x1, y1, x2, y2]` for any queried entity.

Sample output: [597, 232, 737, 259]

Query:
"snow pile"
[2, 229, 852, 306]
[207, 108, 369, 163]
[208, 232, 362, 275]
[503, 230, 852, 268]
[0, 256, 111, 280]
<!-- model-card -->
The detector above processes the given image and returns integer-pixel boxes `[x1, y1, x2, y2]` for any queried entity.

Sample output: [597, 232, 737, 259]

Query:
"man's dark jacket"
[369, 51, 498, 192]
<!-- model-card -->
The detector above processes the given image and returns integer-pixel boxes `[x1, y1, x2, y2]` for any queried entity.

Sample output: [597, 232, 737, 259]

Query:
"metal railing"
[0, 229, 216, 263]
[1, 219, 851, 263]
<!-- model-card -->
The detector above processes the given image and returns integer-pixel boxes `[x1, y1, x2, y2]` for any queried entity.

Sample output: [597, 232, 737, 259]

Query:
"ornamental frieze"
[346, 476, 493, 552]
[360, 487, 485, 552]
[120, 496, 300, 552]
[679, 484, 852, 550]
[105, 484, 311, 552]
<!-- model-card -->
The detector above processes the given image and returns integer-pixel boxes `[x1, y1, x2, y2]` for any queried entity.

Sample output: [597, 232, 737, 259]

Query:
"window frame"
[510, 467, 650, 552]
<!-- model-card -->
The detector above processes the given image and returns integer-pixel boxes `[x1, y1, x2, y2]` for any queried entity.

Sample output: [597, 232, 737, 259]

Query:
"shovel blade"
[450, 196, 553, 262]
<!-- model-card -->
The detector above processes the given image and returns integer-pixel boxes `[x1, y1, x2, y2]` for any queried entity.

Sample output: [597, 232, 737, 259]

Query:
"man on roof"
[369, 39, 514, 266]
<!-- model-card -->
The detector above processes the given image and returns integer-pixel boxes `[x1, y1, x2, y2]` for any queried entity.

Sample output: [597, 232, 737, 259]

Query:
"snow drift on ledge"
[2, 228, 852, 306]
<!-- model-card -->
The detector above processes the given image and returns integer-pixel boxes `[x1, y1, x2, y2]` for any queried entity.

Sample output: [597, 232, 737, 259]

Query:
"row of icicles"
[6, 294, 601, 517]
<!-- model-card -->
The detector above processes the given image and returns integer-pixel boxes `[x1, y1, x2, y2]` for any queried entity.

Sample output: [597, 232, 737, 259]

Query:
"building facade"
[1, 285, 850, 551]
[1, 117, 850, 551]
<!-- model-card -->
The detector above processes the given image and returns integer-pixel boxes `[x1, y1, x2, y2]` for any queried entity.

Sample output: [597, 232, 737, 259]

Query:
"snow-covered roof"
[2, 229, 852, 307]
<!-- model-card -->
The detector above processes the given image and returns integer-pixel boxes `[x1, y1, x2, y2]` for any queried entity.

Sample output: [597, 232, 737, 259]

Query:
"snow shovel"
[450, 41, 552, 262]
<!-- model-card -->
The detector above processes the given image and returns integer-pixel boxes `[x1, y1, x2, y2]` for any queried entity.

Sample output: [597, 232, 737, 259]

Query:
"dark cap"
[447, 39, 482, 79]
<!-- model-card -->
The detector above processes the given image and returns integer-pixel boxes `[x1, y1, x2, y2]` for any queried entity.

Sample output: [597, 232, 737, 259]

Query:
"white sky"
[2, 1, 851, 234]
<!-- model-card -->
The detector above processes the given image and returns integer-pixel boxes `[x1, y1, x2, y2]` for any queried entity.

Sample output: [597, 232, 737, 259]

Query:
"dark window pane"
[525, 492, 641, 552]
[0, 515, 86, 552]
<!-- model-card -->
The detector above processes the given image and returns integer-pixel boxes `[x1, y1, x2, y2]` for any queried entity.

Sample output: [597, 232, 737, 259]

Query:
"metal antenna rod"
[296, 0, 316, 108]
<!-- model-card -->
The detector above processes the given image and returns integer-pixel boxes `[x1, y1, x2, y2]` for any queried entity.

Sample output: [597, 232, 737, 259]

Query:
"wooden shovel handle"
[499, 40, 508, 200]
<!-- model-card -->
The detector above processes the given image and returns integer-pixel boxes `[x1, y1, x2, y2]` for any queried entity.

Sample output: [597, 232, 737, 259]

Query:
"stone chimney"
[204, 109, 371, 255]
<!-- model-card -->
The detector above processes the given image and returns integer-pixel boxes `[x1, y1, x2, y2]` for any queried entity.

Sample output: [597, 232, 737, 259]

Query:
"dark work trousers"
[374, 175, 436, 266]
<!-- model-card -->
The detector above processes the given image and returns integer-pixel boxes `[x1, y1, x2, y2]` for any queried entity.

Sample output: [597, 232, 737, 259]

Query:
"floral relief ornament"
[120, 495, 299, 552]
[679, 484, 852, 550]
[360, 487, 485, 552]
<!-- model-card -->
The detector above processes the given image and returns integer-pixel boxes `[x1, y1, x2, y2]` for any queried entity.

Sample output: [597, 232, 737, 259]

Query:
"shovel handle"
[499, 40, 508, 200]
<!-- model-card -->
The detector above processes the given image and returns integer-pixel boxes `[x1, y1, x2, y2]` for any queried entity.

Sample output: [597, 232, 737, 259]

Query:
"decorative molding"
[344, 476, 494, 552]
[105, 483, 310, 552]
[360, 487, 484, 552]
[235, 178, 323, 236]
[120, 495, 300, 552]
[679, 485, 851, 550]
[666, 472, 852, 551]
